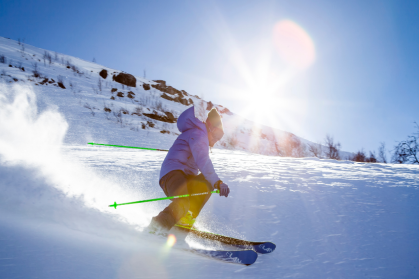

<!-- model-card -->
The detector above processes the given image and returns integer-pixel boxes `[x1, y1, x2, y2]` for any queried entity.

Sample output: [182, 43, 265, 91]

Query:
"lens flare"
[273, 20, 316, 70]
[166, 234, 177, 247]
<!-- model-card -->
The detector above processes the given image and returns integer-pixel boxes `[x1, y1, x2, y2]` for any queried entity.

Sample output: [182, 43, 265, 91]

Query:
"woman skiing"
[147, 106, 230, 235]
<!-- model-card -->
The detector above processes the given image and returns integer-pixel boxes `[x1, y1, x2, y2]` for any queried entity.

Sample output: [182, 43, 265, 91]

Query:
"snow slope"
[0, 36, 351, 158]
[1, 38, 418, 278]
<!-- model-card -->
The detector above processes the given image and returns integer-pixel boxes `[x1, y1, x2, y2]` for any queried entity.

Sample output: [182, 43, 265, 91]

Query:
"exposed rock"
[104, 107, 111, 112]
[153, 80, 166, 86]
[207, 101, 213, 110]
[40, 78, 49, 85]
[112, 72, 136, 87]
[58, 82, 65, 89]
[161, 93, 174, 101]
[151, 81, 192, 105]
[143, 83, 150, 90]
[127, 92, 135, 99]
[143, 110, 177, 123]
[117, 92, 124, 98]
[165, 111, 175, 122]
[219, 107, 233, 115]
[147, 121, 155, 128]
[99, 69, 108, 79]
[110, 96, 115, 100]
[152, 83, 182, 96]
[161, 93, 193, 106]
[111, 88, 117, 93]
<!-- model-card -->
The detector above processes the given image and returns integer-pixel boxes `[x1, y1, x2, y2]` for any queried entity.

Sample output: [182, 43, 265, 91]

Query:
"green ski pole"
[109, 190, 220, 209]
[88, 142, 169, 152]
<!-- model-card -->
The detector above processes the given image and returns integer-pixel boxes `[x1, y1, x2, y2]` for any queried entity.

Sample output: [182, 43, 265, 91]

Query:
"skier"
[147, 106, 230, 235]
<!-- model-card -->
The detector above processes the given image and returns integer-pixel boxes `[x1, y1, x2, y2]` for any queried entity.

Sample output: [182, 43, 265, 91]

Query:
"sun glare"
[196, 10, 316, 131]
[166, 234, 177, 247]
[273, 20, 316, 70]
[233, 20, 316, 129]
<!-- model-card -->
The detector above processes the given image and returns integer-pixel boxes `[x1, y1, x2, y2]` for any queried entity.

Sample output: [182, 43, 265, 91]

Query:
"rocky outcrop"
[127, 91, 135, 99]
[99, 69, 108, 79]
[143, 110, 177, 123]
[152, 83, 183, 96]
[112, 72, 136, 87]
[150, 80, 193, 105]
[161, 93, 193, 106]
[143, 83, 150, 90]
[219, 106, 233, 115]
[153, 80, 166, 87]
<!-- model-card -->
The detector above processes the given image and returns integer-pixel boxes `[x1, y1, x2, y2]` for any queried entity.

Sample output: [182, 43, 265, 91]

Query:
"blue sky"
[1, 0, 418, 155]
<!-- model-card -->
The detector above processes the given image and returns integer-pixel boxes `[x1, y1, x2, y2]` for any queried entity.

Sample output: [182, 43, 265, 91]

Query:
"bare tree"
[98, 78, 102, 92]
[324, 135, 341, 160]
[42, 51, 52, 65]
[366, 151, 377, 163]
[84, 103, 96, 116]
[392, 122, 419, 164]
[20, 40, 25, 53]
[351, 150, 366, 162]
[378, 142, 387, 163]
[32, 62, 41, 78]
[308, 142, 323, 158]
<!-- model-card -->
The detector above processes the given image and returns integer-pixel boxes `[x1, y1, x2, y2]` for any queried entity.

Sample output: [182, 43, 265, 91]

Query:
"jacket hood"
[177, 106, 207, 133]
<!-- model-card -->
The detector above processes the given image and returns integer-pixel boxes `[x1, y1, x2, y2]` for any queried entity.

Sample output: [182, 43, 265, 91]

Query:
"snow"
[1, 37, 419, 278]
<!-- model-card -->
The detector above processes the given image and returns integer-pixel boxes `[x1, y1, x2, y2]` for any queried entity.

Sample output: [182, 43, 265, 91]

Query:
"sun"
[225, 19, 316, 129]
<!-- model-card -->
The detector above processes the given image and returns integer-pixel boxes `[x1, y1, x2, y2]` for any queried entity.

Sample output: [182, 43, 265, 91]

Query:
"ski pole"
[109, 190, 220, 209]
[88, 142, 169, 152]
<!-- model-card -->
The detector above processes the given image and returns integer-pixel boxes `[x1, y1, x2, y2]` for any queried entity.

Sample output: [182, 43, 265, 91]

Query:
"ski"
[174, 225, 276, 254]
[188, 248, 258, 265]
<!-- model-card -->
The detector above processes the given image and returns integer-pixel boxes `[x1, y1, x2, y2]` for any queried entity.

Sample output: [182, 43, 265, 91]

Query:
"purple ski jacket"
[159, 106, 220, 188]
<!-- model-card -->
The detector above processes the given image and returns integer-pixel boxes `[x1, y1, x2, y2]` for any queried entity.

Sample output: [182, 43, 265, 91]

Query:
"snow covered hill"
[1, 37, 418, 278]
[0, 36, 350, 158]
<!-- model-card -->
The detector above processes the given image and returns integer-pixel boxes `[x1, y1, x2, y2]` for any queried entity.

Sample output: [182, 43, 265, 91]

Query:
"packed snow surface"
[1, 85, 419, 278]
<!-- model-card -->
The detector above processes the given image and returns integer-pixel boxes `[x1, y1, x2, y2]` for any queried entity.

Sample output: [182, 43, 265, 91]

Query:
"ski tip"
[253, 242, 276, 254]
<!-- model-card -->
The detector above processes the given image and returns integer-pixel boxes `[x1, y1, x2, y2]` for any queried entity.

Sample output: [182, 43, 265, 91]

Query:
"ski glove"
[215, 180, 230, 198]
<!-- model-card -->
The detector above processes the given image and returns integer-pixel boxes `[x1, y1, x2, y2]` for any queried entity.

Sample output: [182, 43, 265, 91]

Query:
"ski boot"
[176, 210, 196, 229]
[147, 217, 170, 237]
